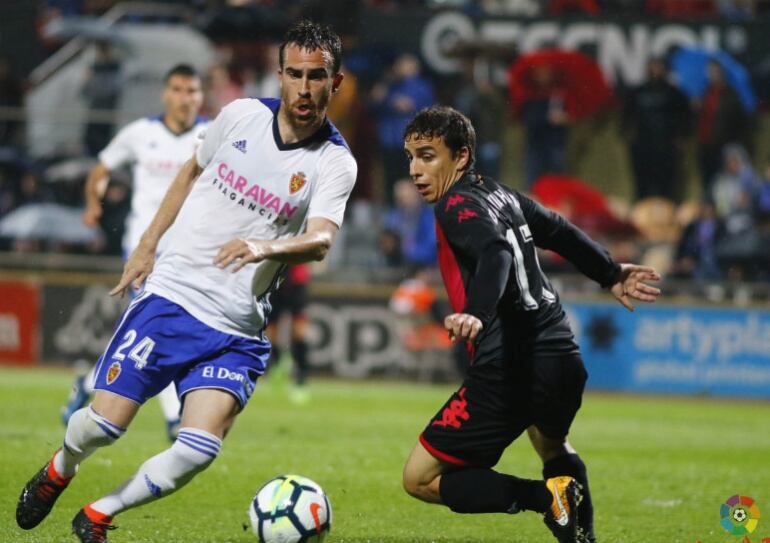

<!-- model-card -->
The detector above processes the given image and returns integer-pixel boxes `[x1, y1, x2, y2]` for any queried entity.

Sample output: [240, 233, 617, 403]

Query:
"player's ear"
[332, 72, 344, 93]
[457, 146, 470, 171]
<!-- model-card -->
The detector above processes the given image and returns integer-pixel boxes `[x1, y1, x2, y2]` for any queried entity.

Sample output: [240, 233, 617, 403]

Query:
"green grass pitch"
[1, 366, 769, 542]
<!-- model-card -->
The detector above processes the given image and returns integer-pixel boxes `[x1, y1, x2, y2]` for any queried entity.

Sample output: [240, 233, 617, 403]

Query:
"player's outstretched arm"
[110, 155, 202, 297]
[608, 263, 662, 312]
[214, 217, 338, 272]
[82, 162, 110, 227]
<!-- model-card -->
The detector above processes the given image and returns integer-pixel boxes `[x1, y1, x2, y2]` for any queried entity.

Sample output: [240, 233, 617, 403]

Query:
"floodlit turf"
[1, 366, 769, 543]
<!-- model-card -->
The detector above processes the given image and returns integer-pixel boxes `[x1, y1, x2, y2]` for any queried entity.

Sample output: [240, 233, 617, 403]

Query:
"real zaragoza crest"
[289, 172, 306, 194]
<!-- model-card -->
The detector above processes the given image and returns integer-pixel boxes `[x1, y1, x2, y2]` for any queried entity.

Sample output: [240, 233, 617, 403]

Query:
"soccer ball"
[248, 474, 332, 543]
[733, 507, 748, 523]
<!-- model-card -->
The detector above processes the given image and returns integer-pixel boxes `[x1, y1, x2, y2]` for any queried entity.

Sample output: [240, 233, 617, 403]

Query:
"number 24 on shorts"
[113, 329, 156, 369]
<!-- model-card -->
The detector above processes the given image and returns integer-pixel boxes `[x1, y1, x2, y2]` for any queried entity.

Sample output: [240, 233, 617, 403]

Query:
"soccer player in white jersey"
[60, 64, 207, 443]
[16, 21, 356, 542]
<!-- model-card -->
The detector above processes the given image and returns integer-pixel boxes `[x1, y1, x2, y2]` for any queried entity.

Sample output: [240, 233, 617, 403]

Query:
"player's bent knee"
[65, 406, 126, 454]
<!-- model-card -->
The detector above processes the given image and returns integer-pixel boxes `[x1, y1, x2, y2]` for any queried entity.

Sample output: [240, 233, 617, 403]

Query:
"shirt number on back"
[113, 329, 157, 369]
[505, 228, 538, 310]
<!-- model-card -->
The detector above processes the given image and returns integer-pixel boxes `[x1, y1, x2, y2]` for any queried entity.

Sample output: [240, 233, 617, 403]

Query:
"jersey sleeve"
[435, 192, 508, 259]
[307, 149, 357, 227]
[516, 190, 620, 287]
[98, 122, 138, 170]
[436, 192, 513, 324]
[196, 99, 251, 169]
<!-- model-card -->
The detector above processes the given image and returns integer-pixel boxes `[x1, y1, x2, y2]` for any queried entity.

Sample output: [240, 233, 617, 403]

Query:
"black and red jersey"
[435, 174, 620, 365]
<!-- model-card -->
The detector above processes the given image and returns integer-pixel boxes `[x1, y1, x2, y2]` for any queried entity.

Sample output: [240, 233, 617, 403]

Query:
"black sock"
[439, 468, 552, 514]
[543, 454, 594, 540]
[270, 345, 283, 366]
[290, 340, 308, 386]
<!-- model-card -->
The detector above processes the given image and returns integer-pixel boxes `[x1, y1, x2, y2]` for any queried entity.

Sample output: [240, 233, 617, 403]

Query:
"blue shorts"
[93, 293, 270, 410]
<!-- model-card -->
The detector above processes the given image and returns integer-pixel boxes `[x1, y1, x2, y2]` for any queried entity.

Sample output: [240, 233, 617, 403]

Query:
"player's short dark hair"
[404, 106, 476, 171]
[164, 64, 199, 83]
[279, 19, 342, 74]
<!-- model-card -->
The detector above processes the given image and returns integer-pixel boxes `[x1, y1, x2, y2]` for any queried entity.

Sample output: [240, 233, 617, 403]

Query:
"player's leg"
[71, 327, 270, 541]
[403, 368, 555, 517]
[529, 427, 595, 542]
[403, 440, 552, 514]
[530, 353, 592, 543]
[61, 360, 96, 425]
[78, 389, 235, 521]
[156, 382, 182, 442]
[16, 391, 136, 530]
[289, 312, 310, 403]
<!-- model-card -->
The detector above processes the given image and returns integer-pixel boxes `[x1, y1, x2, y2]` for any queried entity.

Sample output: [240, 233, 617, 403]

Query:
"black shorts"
[269, 282, 308, 320]
[420, 353, 587, 468]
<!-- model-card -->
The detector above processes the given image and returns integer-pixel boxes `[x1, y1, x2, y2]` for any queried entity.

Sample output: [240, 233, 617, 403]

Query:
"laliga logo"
[698, 496, 770, 543]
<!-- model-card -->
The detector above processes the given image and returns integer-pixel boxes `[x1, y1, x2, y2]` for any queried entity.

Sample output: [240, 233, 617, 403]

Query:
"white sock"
[54, 406, 126, 478]
[156, 383, 181, 423]
[90, 427, 221, 516]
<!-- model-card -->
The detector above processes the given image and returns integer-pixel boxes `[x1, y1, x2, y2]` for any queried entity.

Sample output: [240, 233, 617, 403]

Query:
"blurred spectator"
[81, 41, 122, 156]
[717, 0, 754, 18]
[0, 58, 22, 147]
[371, 53, 434, 202]
[623, 58, 691, 201]
[711, 144, 758, 235]
[454, 60, 505, 179]
[520, 65, 569, 186]
[97, 181, 130, 256]
[17, 170, 51, 207]
[757, 161, 770, 222]
[380, 178, 437, 268]
[242, 44, 280, 99]
[671, 199, 724, 280]
[696, 61, 749, 190]
[204, 64, 242, 118]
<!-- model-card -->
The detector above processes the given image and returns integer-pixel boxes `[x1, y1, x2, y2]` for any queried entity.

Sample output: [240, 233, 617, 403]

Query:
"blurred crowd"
[2, 0, 770, 286]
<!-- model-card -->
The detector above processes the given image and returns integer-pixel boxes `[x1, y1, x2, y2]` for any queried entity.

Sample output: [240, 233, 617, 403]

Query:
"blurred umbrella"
[531, 175, 637, 238]
[508, 49, 614, 120]
[45, 157, 97, 183]
[0, 203, 100, 243]
[670, 46, 757, 113]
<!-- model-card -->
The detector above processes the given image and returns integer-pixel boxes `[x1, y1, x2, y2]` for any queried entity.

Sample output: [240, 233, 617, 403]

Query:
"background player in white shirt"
[17, 21, 356, 542]
[61, 64, 206, 440]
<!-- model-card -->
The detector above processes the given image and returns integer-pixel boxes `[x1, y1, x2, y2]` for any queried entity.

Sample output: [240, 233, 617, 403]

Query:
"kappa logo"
[432, 387, 470, 429]
[232, 139, 247, 153]
[445, 194, 466, 212]
[106, 361, 121, 385]
[457, 208, 478, 223]
[289, 172, 307, 194]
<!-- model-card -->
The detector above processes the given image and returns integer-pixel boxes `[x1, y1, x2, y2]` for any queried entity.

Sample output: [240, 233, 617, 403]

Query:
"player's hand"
[214, 238, 269, 272]
[110, 244, 155, 297]
[82, 202, 102, 227]
[609, 263, 661, 312]
[444, 313, 483, 342]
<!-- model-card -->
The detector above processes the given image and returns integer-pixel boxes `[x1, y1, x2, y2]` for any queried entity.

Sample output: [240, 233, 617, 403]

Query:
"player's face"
[279, 45, 341, 130]
[404, 136, 469, 204]
[163, 75, 203, 126]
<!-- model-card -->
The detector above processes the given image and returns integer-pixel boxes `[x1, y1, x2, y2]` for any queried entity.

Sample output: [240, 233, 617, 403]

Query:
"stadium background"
[1, 1, 770, 542]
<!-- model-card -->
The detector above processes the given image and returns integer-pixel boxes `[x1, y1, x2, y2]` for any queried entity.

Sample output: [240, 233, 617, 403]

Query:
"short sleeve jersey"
[145, 99, 357, 337]
[99, 116, 208, 254]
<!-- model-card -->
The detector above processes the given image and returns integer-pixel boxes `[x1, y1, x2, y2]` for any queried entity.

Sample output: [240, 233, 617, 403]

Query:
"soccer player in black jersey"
[401, 106, 661, 543]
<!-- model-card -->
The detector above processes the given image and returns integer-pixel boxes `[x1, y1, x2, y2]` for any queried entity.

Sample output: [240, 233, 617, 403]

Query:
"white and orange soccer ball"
[248, 475, 332, 543]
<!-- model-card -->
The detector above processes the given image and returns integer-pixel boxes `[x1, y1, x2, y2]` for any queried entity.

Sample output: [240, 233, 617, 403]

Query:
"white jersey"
[99, 115, 208, 255]
[145, 98, 357, 337]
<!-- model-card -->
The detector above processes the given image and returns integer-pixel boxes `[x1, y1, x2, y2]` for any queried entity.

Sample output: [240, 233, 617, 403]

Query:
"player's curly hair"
[404, 106, 477, 172]
[279, 20, 342, 74]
